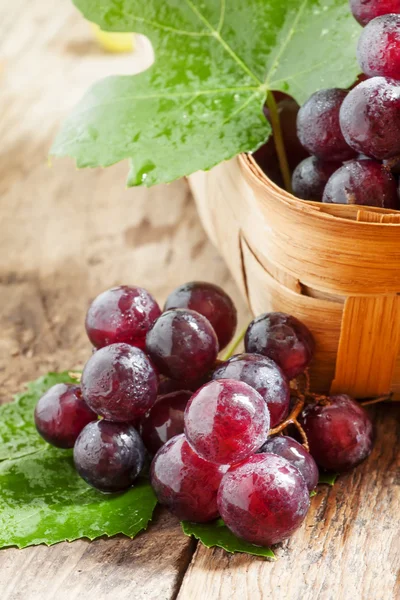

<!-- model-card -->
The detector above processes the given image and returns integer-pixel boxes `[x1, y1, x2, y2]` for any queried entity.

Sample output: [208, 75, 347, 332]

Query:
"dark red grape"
[85, 285, 161, 350]
[217, 454, 310, 546]
[212, 353, 289, 428]
[150, 434, 227, 522]
[139, 390, 192, 455]
[357, 15, 400, 80]
[164, 282, 237, 351]
[322, 159, 399, 208]
[259, 436, 319, 492]
[146, 309, 218, 383]
[300, 395, 374, 472]
[184, 379, 270, 465]
[34, 383, 96, 449]
[254, 94, 309, 181]
[340, 77, 400, 160]
[350, 0, 400, 26]
[245, 312, 315, 380]
[74, 420, 146, 492]
[292, 156, 342, 201]
[81, 343, 158, 422]
[297, 89, 357, 161]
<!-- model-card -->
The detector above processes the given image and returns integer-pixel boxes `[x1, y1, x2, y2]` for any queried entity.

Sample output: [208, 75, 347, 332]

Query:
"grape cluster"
[34, 281, 374, 547]
[255, 5, 400, 210]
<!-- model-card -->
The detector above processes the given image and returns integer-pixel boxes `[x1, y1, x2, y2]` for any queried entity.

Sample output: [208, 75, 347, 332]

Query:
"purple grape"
[300, 395, 374, 471]
[292, 156, 342, 201]
[85, 285, 161, 350]
[259, 436, 319, 491]
[322, 159, 399, 208]
[349, 0, 400, 26]
[139, 390, 192, 455]
[245, 312, 315, 380]
[297, 89, 357, 161]
[357, 15, 400, 80]
[217, 454, 310, 546]
[81, 343, 158, 422]
[184, 379, 270, 465]
[34, 383, 97, 449]
[212, 353, 289, 428]
[74, 420, 146, 492]
[146, 309, 218, 383]
[164, 281, 237, 350]
[150, 434, 227, 522]
[340, 77, 400, 160]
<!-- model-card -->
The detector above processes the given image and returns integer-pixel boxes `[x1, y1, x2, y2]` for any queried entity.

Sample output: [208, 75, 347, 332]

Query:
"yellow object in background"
[90, 23, 135, 53]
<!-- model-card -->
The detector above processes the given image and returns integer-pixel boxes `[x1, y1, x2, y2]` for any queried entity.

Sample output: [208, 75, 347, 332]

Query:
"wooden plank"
[177, 403, 400, 600]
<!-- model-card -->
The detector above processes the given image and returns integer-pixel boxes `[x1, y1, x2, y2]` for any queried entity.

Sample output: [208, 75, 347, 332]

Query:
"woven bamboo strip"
[330, 295, 400, 396]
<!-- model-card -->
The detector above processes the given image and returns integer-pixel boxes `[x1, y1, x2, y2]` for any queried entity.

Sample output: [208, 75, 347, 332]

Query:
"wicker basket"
[189, 154, 400, 399]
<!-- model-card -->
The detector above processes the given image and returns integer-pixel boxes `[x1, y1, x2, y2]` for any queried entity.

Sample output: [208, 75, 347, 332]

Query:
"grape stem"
[221, 326, 247, 361]
[68, 371, 82, 382]
[361, 394, 393, 406]
[268, 394, 309, 452]
[265, 92, 293, 193]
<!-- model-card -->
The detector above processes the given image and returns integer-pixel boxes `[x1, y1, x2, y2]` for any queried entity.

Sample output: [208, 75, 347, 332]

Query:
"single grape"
[85, 285, 161, 350]
[297, 89, 357, 161]
[150, 434, 227, 522]
[212, 353, 289, 428]
[74, 420, 146, 492]
[340, 77, 400, 160]
[322, 159, 399, 208]
[357, 15, 400, 80]
[259, 436, 319, 491]
[146, 309, 218, 383]
[245, 312, 315, 380]
[81, 343, 158, 422]
[299, 395, 374, 471]
[217, 454, 310, 546]
[139, 390, 192, 455]
[164, 281, 237, 350]
[184, 379, 270, 465]
[34, 383, 97, 449]
[349, 0, 400, 26]
[292, 156, 342, 201]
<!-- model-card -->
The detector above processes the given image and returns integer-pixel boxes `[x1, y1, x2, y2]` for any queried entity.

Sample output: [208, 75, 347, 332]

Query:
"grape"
[212, 353, 289, 428]
[357, 15, 400, 80]
[340, 77, 400, 160]
[322, 159, 399, 208]
[292, 156, 342, 201]
[146, 309, 218, 383]
[74, 420, 146, 492]
[254, 94, 309, 181]
[245, 312, 315, 380]
[349, 0, 400, 26]
[85, 286, 161, 350]
[217, 454, 310, 546]
[157, 374, 209, 395]
[139, 390, 192, 455]
[259, 436, 319, 491]
[297, 89, 357, 161]
[34, 383, 96, 449]
[81, 343, 158, 422]
[164, 281, 237, 350]
[150, 434, 227, 522]
[184, 379, 270, 465]
[300, 395, 374, 471]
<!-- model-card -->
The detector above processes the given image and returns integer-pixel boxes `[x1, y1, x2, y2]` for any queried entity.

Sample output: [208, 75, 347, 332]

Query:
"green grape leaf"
[0, 373, 157, 549]
[181, 518, 276, 559]
[318, 472, 338, 485]
[51, 0, 361, 187]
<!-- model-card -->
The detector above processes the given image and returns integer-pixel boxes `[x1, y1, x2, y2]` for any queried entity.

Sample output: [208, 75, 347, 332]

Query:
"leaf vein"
[217, 0, 226, 34]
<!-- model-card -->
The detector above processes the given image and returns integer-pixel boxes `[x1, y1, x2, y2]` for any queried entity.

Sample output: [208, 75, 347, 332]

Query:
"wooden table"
[0, 3, 399, 599]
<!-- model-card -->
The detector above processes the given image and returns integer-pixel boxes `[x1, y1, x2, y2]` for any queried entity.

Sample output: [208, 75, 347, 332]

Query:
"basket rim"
[241, 153, 400, 227]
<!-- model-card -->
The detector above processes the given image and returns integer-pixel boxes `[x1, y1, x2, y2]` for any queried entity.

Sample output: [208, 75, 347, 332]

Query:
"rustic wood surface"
[0, 2, 399, 600]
